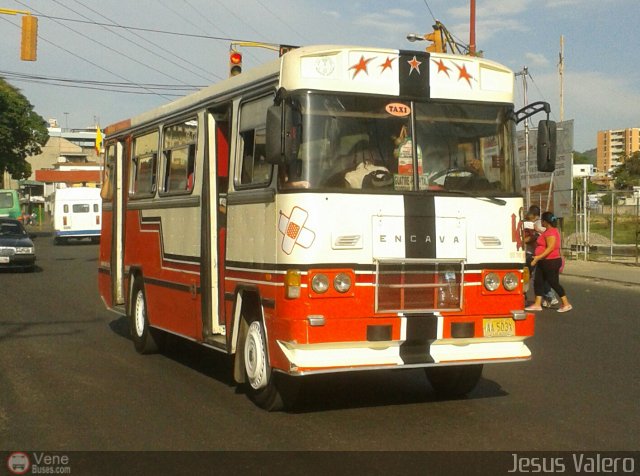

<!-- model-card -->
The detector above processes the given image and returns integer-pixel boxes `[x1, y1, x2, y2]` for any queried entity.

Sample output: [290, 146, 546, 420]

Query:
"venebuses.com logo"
[6, 452, 71, 474]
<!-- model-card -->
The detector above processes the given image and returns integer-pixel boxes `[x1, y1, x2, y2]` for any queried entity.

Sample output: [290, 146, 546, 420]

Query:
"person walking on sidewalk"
[525, 211, 572, 313]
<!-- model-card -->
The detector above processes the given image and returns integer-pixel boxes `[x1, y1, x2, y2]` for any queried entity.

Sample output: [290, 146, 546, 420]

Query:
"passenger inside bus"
[319, 137, 393, 189]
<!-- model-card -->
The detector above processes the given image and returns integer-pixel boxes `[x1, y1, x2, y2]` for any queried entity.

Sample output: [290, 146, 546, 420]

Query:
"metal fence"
[529, 187, 640, 265]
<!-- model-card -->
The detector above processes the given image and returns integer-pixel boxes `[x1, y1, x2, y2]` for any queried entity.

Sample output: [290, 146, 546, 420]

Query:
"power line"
[30, 10, 280, 63]
[1, 13, 172, 100]
[421, 0, 437, 23]
[1, 70, 203, 91]
[192, 0, 265, 63]
[253, 0, 309, 44]
[2, 75, 189, 96]
[65, 0, 220, 81]
[206, 0, 264, 40]
[29, 13, 246, 42]
[17, 0, 195, 87]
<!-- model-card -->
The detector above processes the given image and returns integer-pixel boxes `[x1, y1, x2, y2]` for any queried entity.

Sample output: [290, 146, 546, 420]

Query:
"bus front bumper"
[276, 337, 531, 376]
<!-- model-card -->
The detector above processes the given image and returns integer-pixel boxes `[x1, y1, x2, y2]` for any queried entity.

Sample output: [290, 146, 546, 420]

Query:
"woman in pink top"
[525, 211, 573, 313]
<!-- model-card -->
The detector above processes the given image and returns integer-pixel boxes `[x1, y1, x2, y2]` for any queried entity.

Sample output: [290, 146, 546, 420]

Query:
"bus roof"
[105, 45, 514, 136]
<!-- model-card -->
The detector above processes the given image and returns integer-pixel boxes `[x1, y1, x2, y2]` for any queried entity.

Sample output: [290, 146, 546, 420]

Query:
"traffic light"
[229, 50, 242, 77]
[20, 15, 38, 61]
[425, 27, 444, 53]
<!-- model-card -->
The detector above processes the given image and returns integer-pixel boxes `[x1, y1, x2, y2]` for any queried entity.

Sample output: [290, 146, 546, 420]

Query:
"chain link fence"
[537, 187, 640, 265]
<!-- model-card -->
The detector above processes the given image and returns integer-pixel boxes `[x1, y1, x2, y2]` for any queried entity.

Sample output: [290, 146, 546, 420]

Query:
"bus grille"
[374, 258, 464, 314]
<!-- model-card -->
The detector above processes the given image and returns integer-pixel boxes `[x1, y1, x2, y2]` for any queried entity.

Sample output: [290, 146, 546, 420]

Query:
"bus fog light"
[484, 272, 500, 291]
[503, 272, 519, 291]
[311, 274, 329, 294]
[333, 273, 352, 293]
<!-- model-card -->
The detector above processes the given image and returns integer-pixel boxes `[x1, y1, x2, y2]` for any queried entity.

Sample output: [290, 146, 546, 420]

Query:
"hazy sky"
[1, 0, 638, 151]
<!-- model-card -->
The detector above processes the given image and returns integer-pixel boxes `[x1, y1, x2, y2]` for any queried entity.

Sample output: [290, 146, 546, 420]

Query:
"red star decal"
[379, 56, 395, 73]
[407, 56, 422, 75]
[432, 59, 451, 78]
[456, 63, 473, 87]
[349, 55, 374, 78]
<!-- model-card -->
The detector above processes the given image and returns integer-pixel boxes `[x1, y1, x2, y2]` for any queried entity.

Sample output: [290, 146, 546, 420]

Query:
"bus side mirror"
[537, 120, 557, 172]
[265, 103, 300, 165]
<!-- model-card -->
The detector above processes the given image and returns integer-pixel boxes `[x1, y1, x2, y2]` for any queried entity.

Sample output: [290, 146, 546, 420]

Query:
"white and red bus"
[98, 45, 556, 410]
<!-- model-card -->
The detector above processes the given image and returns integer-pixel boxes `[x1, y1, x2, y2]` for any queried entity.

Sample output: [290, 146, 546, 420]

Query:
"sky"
[0, 0, 638, 152]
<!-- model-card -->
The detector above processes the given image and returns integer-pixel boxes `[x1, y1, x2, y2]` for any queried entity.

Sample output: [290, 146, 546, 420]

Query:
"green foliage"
[612, 151, 640, 190]
[573, 151, 591, 165]
[573, 177, 600, 193]
[0, 78, 49, 180]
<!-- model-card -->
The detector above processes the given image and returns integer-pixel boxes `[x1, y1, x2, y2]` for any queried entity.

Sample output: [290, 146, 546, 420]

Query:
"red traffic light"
[229, 50, 242, 76]
[230, 51, 242, 65]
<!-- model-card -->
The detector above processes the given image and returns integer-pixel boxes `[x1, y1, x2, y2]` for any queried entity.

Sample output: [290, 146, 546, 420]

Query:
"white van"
[53, 187, 102, 244]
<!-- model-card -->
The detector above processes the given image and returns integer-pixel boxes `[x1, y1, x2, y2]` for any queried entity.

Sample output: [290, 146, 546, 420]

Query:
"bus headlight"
[311, 274, 330, 294]
[503, 272, 519, 291]
[333, 273, 352, 293]
[484, 272, 500, 291]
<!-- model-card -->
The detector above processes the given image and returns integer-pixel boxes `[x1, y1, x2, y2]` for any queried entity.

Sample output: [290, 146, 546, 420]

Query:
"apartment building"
[596, 128, 640, 173]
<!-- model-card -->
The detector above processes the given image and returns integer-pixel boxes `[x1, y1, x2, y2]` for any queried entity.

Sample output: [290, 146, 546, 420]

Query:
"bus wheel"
[425, 364, 483, 399]
[242, 319, 300, 411]
[129, 278, 159, 354]
[243, 320, 283, 411]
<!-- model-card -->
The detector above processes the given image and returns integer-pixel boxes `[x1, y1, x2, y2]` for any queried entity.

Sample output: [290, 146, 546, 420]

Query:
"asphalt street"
[1, 235, 638, 457]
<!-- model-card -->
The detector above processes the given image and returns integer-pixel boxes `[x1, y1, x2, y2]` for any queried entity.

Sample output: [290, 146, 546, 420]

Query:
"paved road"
[1, 236, 638, 454]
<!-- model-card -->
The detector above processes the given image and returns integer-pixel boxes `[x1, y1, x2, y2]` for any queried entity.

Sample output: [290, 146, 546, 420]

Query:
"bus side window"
[130, 131, 159, 198]
[161, 118, 197, 194]
[237, 96, 273, 188]
[101, 144, 115, 202]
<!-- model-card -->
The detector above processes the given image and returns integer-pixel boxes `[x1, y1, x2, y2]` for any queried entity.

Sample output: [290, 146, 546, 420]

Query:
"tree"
[0, 78, 49, 183]
[573, 150, 591, 165]
[612, 151, 640, 190]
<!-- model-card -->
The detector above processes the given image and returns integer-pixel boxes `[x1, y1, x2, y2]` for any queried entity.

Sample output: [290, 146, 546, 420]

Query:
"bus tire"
[129, 277, 159, 354]
[425, 364, 483, 399]
[241, 319, 300, 411]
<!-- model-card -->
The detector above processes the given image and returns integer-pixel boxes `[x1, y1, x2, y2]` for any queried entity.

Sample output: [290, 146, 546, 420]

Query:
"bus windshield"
[279, 93, 516, 194]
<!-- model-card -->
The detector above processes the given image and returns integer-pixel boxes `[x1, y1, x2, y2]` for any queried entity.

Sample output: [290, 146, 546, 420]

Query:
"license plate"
[0, 256, 9, 263]
[483, 318, 515, 337]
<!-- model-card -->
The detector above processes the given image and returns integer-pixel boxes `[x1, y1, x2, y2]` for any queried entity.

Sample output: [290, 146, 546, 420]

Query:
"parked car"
[0, 218, 36, 271]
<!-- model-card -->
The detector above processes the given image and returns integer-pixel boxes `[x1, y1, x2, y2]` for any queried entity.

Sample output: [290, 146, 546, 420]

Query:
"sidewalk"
[563, 258, 640, 287]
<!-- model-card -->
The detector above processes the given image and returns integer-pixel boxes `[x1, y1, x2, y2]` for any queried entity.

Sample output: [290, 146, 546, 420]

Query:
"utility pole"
[547, 36, 564, 218]
[559, 35, 564, 122]
[469, 0, 476, 55]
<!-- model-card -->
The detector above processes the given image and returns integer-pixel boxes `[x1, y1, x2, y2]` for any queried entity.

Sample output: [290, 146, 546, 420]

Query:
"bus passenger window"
[161, 119, 197, 194]
[237, 96, 273, 188]
[130, 131, 159, 197]
[101, 144, 115, 202]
